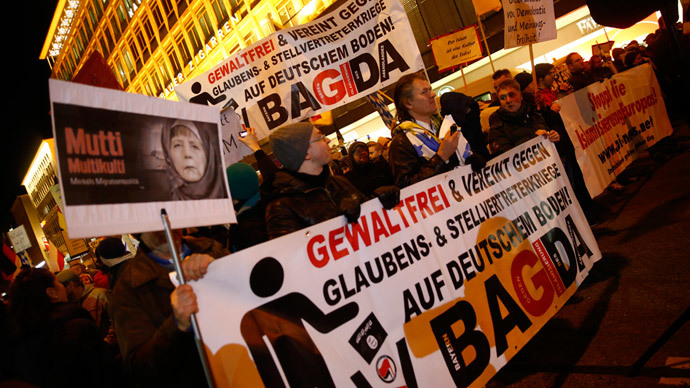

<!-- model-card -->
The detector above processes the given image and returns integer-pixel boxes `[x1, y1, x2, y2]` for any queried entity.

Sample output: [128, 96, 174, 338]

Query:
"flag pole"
[161, 209, 216, 388]
[529, 43, 537, 86]
[476, 14, 495, 73]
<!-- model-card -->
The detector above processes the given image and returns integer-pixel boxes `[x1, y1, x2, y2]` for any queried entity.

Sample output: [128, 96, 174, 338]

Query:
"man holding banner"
[389, 73, 461, 188]
[109, 230, 227, 387]
[266, 122, 378, 239]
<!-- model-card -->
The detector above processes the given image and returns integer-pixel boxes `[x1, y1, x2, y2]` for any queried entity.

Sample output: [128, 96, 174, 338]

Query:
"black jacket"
[388, 119, 459, 188]
[488, 102, 549, 156]
[264, 168, 367, 239]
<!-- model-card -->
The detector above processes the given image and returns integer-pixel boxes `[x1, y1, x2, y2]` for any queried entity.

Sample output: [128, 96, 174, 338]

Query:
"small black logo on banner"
[376, 355, 397, 383]
[349, 312, 387, 363]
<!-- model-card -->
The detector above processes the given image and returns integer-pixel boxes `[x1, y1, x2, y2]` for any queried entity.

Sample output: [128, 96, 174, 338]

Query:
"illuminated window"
[141, 14, 158, 52]
[127, 35, 143, 71]
[93, 0, 103, 18]
[141, 74, 155, 96]
[133, 23, 150, 62]
[276, 0, 299, 27]
[99, 34, 111, 58]
[114, 55, 130, 87]
[175, 32, 191, 66]
[210, 0, 229, 27]
[110, 15, 121, 41]
[88, 6, 99, 30]
[177, 0, 188, 16]
[150, 67, 165, 95]
[185, 20, 203, 53]
[84, 16, 93, 37]
[105, 22, 116, 51]
[75, 33, 85, 55]
[72, 45, 81, 68]
[166, 44, 182, 75]
[196, 7, 214, 41]
[160, 0, 177, 26]
[156, 55, 172, 85]
[151, 1, 168, 40]
[243, 29, 257, 45]
[116, 2, 130, 31]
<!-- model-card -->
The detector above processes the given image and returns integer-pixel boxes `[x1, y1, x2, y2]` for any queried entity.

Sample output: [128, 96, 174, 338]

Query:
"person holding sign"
[389, 73, 461, 188]
[488, 79, 560, 156]
[109, 230, 228, 386]
[264, 122, 398, 239]
[162, 120, 225, 200]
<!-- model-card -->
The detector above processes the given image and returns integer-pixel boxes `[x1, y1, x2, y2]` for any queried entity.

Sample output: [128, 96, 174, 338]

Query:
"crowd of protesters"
[1, 17, 688, 387]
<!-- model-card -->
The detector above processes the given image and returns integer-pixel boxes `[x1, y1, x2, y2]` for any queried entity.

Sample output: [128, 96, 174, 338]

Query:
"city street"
[488, 119, 690, 387]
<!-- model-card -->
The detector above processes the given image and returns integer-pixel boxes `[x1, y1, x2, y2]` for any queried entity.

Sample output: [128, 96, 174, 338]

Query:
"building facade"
[41, 0, 346, 100]
[21, 139, 89, 259]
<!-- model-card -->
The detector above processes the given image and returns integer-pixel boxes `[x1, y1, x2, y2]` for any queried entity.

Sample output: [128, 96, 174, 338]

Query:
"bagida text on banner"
[175, 0, 424, 139]
[186, 138, 602, 387]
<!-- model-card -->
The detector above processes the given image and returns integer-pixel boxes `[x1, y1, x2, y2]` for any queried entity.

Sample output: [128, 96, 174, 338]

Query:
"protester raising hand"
[239, 126, 261, 152]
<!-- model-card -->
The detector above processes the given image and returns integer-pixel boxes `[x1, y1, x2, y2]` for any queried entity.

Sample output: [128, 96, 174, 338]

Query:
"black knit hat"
[514, 72, 533, 92]
[269, 122, 314, 171]
[96, 237, 132, 267]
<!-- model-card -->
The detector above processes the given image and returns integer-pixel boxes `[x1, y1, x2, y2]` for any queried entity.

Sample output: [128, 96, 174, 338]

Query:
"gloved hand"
[339, 197, 361, 223]
[465, 153, 487, 173]
[374, 185, 400, 210]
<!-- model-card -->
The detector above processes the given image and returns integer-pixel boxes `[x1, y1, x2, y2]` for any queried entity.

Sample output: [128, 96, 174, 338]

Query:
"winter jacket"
[109, 236, 228, 387]
[265, 168, 367, 239]
[388, 116, 458, 188]
[488, 102, 549, 156]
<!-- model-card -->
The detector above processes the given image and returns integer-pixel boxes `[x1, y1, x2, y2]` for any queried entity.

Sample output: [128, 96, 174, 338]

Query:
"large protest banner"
[187, 138, 601, 387]
[175, 0, 423, 138]
[49, 79, 235, 238]
[503, 0, 557, 48]
[558, 64, 673, 197]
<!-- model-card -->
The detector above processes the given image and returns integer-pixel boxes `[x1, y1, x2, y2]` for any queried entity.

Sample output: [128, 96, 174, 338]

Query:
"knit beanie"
[514, 71, 533, 92]
[226, 162, 259, 200]
[269, 122, 314, 171]
[96, 237, 133, 267]
[347, 141, 368, 157]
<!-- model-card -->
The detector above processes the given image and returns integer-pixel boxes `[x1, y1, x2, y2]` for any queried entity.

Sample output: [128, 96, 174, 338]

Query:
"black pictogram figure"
[188, 81, 227, 106]
[241, 257, 359, 388]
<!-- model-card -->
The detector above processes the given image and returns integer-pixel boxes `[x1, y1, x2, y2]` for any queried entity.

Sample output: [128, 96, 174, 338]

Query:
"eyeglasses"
[498, 91, 520, 101]
[309, 134, 328, 144]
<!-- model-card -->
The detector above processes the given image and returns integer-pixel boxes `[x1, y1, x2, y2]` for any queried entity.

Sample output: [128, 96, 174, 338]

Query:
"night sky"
[1, 1, 57, 231]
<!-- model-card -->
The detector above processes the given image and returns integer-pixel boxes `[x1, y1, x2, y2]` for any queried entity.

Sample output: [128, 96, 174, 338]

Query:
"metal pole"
[160, 209, 216, 388]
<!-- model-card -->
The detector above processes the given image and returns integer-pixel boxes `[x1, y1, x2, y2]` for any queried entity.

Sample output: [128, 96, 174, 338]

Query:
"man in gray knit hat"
[265, 122, 399, 239]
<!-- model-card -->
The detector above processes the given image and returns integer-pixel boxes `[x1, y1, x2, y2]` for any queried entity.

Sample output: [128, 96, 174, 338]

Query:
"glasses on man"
[498, 91, 520, 101]
[309, 134, 328, 144]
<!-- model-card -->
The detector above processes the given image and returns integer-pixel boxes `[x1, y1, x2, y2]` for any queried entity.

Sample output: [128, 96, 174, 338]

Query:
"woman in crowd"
[161, 120, 225, 200]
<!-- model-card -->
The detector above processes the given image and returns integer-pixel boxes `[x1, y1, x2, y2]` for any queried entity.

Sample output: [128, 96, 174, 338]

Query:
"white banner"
[8, 225, 31, 253]
[503, 0, 557, 49]
[558, 64, 673, 197]
[49, 79, 236, 238]
[175, 0, 424, 139]
[188, 138, 601, 387]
